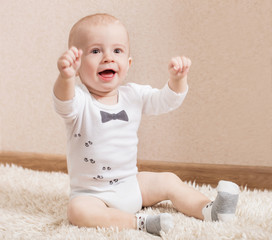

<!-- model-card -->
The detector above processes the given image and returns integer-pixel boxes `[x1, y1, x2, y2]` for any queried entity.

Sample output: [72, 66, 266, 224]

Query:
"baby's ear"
[128, 57, 132, 70]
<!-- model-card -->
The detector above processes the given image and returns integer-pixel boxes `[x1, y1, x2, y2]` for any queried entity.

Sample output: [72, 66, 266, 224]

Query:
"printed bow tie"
[100, 110, 129, 123]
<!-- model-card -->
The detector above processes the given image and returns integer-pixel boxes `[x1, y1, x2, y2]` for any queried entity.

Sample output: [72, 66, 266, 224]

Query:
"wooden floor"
[0, 151, 271, 190]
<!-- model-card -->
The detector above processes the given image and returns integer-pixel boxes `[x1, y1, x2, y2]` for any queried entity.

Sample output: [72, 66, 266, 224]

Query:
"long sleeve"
[127, 82, 188, 116]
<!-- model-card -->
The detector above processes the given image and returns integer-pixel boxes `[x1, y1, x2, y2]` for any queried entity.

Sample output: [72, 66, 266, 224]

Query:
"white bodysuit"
[53, 82, 188, 213]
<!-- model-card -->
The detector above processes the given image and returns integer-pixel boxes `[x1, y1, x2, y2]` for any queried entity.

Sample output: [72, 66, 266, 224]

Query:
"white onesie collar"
[79, 83, 122, 110]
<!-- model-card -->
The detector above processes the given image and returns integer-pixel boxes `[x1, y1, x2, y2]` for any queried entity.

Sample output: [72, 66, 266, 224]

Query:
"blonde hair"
[68, 13, 129, 49]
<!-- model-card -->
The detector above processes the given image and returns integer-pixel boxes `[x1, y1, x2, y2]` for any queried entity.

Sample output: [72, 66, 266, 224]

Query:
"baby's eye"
[91, 49, 100, 54]
[114, 48, 122, 54]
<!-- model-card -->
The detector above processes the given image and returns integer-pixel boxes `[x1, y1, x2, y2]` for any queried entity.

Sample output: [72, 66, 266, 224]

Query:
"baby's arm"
[54, 47, 83, 101]
[168, 56, 192, 93]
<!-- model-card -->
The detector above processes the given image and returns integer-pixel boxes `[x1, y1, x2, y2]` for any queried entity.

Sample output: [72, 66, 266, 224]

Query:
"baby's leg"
[68, 196, 136, 229]
[138, 172, 210, 219]
[132, 171, 209, 236]
[137, 172, 239, 222]
[138, 171, 210, 219]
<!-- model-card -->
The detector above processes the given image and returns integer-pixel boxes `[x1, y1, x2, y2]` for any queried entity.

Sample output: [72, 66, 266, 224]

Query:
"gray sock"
[202, 180, 239, 221]
[136, 213, 174, 236]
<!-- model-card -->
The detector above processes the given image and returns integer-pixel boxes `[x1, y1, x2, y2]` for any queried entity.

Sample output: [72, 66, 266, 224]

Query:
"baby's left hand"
[168, 56, 192, 81]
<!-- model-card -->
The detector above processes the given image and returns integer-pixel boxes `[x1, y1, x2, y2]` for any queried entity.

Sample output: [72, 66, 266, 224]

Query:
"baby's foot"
[202, 180, 239, 221]
[136, 213, 174, 236]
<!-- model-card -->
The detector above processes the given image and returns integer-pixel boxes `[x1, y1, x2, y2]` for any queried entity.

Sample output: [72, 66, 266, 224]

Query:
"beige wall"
[1, 0, 271, 167]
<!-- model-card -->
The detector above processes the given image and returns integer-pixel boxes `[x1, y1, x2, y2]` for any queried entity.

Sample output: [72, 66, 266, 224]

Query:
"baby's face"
[76, 22, 131, 97]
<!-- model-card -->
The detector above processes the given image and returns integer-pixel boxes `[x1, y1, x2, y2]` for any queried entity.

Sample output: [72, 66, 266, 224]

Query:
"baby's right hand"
[57, 47, 83, 79]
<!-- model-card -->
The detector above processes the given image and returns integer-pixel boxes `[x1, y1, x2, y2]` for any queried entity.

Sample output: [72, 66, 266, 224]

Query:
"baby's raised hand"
[168, 56, 192, 81]
[57, 47, 83, 79]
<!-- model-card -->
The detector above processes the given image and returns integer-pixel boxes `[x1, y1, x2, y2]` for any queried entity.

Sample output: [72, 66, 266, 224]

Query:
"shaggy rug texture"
[0, 164, 271, 240]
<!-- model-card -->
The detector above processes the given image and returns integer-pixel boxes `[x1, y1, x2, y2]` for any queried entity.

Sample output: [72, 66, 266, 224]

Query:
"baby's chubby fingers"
[168, 56, 192, 81]
[57, 47, 83, 77]
[61, 47, 82, 67]
[169, 56, 191, 73]
[69, 46, 82, 61]
[58, 58, 71, 69]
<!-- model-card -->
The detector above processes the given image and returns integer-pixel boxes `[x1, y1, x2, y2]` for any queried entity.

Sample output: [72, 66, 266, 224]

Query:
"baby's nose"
[103, 51, 114, 62]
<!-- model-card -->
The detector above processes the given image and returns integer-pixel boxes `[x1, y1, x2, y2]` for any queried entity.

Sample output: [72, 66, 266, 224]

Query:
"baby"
[53, 13, 239, 236]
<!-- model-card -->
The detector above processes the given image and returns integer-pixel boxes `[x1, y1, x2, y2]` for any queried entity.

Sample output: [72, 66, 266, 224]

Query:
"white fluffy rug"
[0, 164, 271, 240]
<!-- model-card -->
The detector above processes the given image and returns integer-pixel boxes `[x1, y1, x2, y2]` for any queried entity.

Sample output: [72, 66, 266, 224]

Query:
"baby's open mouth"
[99, 69, 116, 77]
[98, 69, 116, 81]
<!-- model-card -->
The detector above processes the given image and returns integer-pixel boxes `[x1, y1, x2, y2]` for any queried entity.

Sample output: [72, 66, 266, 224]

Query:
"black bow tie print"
[100, 110, 129, 123]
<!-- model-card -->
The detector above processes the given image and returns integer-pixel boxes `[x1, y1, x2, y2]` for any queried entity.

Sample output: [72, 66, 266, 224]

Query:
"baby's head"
[68, 13, 130, 51]
[69, 13, 131, 97]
